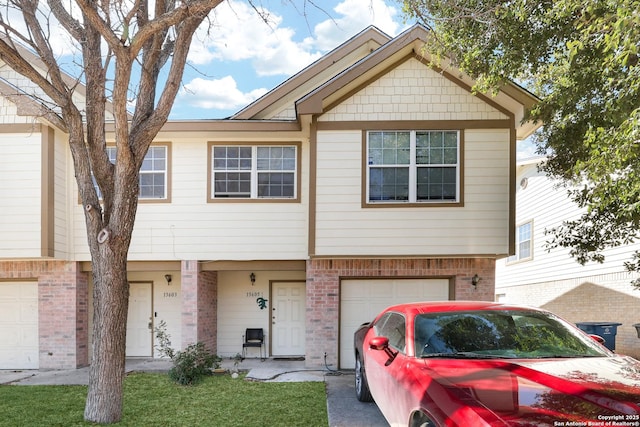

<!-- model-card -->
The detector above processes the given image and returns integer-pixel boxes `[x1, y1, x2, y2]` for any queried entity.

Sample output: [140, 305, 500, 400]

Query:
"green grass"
[0, 373, 328, 426]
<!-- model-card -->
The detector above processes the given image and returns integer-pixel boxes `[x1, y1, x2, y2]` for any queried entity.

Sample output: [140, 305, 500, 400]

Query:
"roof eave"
[231, 26, 392, 120]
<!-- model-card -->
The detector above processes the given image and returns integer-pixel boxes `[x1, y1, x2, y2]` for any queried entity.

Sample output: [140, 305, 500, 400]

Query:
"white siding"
[216, 270, 305, 358]
[314, 129, 511, 256]
[0, 133, 42, 257]
[0, 94, 33, 124]
[71, 138, 309, 261]
[496, 164, 640, 286]
[87, 271, 183, 361]
[319, 58, 508, 123]
[54, 131, 70, 257]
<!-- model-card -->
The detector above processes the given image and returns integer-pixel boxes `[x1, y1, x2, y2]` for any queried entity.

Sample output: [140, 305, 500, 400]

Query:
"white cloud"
[188, 0, 402, 76]
[313, 0, 401, 51]
[179, 76, 268, 111]
[188, 1, 322, 75]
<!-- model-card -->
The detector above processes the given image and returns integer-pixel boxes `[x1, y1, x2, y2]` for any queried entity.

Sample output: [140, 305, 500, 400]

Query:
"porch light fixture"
[250, 272, 256, 286]
[471, 274, 480, 288]
[164, 274, 172, 285]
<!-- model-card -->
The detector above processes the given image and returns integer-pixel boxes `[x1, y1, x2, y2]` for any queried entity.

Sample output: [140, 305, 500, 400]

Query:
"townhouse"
[0, 24, 538, 370]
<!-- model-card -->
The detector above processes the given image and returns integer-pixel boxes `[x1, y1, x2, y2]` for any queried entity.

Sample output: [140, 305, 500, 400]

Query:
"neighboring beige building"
[0, 24, 538, 371]
[495, 158, 640, 358]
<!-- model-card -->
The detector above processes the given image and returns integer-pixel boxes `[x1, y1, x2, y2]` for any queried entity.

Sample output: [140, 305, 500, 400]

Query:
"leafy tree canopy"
[403, 0, 640, 285]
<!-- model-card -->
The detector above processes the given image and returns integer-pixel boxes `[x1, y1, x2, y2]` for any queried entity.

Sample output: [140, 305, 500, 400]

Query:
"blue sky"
[171, 0, 406, 120]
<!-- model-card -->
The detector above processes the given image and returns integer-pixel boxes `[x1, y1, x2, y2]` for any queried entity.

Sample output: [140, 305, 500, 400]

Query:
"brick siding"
[305, 257, 495, 367]
[180, 260, 217, 353]
[499, 272, 640, 359]
[0, 260, 89, 369]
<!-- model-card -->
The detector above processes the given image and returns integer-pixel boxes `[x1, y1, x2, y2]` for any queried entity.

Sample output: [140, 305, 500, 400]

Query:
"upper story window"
[138, 146, 168, 199]
[95, 145, 168, 200]
[211, 145, 297, 199]
[366, 130, 459, 204]
[507, 221, 533, 263]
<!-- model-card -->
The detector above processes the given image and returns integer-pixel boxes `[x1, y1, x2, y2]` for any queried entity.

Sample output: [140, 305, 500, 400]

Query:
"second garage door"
[0, 281, 39, 369]
[339, 278, 450, 369]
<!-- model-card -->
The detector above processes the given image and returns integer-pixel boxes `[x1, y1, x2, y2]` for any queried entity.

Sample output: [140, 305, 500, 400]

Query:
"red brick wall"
[305, 257, 495, 367]
[197, 270, 217, 353]
[180, 261, 217, 353]
[181, 260, 198, 347]
[0, 260, 89, 369]
[75, 270, 89, 367]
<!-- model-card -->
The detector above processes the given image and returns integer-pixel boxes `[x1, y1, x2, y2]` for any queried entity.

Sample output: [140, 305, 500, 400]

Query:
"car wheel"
[354, 353, 373, 402]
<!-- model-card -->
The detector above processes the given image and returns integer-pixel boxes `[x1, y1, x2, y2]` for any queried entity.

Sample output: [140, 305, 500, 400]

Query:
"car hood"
[421, 356, 640, 425]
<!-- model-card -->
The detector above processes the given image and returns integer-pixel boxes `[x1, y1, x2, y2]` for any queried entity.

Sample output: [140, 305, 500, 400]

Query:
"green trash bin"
[576, 322, 622, 351]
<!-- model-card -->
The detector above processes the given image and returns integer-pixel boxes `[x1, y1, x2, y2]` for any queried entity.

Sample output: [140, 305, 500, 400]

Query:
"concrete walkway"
[0, 358, 387, 426]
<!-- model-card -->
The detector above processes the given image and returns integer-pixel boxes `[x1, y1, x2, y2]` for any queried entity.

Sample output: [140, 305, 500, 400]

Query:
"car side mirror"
[589, 334, 606, 345]
[369, 336, 398, 366]
[369, 336, 390, 350]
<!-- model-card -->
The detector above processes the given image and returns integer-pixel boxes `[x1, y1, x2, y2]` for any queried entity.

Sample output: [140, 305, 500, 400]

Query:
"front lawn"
[0, 373, 328, 426]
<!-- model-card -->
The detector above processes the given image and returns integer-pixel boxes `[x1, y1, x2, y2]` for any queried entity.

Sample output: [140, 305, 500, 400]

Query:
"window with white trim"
[95, 145, 168, 200]
[367, 130, 459, 203]
[212, 145, 296, 199]
[507, 221, 533, 263]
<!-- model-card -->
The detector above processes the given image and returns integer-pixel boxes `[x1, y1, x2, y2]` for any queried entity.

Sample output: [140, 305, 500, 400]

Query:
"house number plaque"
[246, 291, 263, 297]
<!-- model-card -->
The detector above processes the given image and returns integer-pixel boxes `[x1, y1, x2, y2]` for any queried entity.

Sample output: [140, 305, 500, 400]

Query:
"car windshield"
[414, 310, 609, 359]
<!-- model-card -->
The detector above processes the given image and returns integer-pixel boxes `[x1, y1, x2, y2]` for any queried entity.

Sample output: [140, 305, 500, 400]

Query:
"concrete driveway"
[325, 372, 387, 427]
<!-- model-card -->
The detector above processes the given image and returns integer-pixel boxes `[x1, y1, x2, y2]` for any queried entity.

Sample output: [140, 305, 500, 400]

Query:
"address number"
[246, 292, 263, 297]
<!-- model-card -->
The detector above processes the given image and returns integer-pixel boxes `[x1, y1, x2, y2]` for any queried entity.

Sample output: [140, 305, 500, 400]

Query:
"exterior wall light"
[250, 272, 256, 286]
[164, 274, 172, 285]
[471, 274, 480, 288]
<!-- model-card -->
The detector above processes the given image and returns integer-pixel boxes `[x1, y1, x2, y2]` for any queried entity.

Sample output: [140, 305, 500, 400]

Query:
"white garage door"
[340, 278, 450, 369]
[0, 282, 39, 369]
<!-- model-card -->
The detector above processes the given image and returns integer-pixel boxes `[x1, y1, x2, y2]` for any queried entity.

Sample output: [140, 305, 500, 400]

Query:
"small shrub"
[154, 321, 221, 385]
[169, 342, 222, 385]
[154, 320, 175, 360]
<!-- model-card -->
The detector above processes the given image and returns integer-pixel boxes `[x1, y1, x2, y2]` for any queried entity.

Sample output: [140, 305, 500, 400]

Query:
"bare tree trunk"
[81, 163, 140, 424]
[84, 253, 129, 423]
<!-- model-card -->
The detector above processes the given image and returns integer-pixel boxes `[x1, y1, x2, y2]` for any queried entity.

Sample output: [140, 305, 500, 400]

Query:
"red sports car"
[354, 301, 640, 426]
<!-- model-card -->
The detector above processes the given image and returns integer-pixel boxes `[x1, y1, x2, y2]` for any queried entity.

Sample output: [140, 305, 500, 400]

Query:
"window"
[367, 130, 459, 203]
[373, 312, 406, 353]
[95, 145, 168, 200]
[139, 146, 168, 199]
[507, 221, 532, 262]
[212, 145, 297, 199]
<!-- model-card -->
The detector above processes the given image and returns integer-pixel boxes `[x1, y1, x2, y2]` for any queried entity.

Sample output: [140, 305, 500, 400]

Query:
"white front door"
[271, 281, 305, 356]
[126, 282, 153, 357]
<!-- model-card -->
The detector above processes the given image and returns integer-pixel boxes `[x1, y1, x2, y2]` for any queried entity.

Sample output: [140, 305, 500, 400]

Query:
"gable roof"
[231, 26, 391, 121]
[233, 24, 540, 140]
[302, 24, 539, 138]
